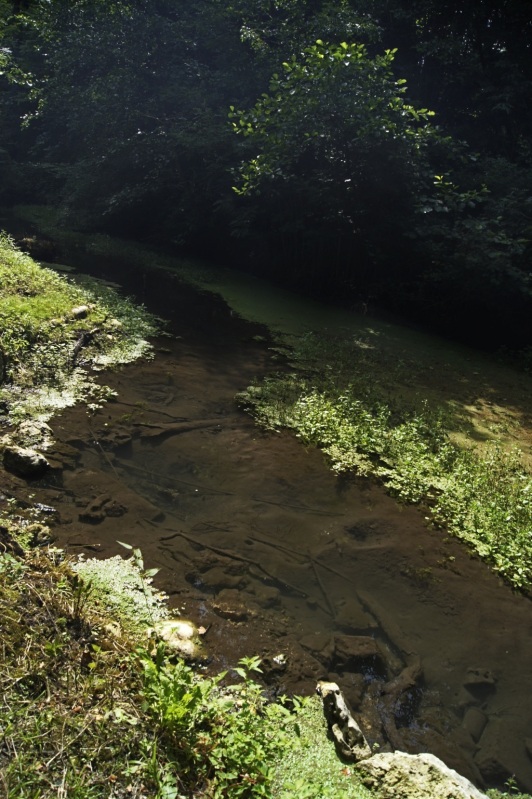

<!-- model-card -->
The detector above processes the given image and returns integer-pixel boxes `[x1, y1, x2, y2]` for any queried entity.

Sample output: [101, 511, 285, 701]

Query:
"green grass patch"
[271, 695, 373, 799]
[239, 333, 532, 590]
[0, 232, 159, 429]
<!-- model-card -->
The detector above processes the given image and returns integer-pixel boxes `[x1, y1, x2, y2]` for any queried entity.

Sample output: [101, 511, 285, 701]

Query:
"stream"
[20, 250, 532, 792]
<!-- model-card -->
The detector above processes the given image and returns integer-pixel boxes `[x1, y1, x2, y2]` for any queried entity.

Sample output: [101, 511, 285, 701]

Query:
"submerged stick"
[310, 557, 335, 617]
[134, 418, 232, 440]
[251, 494, 343, 517]
[114, 458, 234, 496]
[248, 534, 307, 562]
[151, 523, 308, 598]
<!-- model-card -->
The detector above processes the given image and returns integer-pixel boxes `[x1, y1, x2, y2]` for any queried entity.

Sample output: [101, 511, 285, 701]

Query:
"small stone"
[299, 632, 334, 666]
[199, 566, 244, 591]
[463, 668, 496, 700]
[212, 589, 256, 622]
[463, 667, 496, 688]
[71, 305, 90, 319]
[335, 598, 377, 633]
[251, 583, 280, 608]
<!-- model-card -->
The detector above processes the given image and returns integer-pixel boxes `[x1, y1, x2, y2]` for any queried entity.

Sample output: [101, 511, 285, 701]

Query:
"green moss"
[0, 232, 160, 432]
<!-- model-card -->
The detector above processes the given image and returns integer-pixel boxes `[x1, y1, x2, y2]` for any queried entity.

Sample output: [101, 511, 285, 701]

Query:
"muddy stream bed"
[9, 254, 532, 792]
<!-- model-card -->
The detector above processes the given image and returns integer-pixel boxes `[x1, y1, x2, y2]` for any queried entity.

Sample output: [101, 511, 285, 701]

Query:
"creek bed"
[15, 251, 532, 792]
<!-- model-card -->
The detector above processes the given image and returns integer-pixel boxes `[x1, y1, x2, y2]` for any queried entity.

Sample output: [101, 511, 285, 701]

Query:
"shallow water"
[27, 254, 532, 791]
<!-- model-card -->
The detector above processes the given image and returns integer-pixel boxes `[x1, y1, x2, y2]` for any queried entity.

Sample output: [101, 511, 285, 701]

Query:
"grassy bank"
[0, 231, 159, 431]
[239, 333, 532, 591]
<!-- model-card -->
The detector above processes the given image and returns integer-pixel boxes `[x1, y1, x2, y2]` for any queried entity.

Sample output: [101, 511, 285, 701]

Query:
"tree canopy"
[1, 0, 531, 348]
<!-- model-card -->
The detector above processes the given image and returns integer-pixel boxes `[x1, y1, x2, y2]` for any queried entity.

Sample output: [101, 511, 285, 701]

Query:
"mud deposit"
[8, 261, 532, 792]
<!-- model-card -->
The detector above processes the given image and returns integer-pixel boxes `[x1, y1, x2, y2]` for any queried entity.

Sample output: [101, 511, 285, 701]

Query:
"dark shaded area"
[0, 0, 531, 350]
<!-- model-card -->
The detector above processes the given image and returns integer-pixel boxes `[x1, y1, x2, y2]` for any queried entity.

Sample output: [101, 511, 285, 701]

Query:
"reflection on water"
[39, 256, 532, 792]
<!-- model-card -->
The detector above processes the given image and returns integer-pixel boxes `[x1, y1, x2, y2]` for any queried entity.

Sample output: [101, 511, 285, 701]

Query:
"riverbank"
[1, 224, 529, 797]
[0, 234, 377, 798]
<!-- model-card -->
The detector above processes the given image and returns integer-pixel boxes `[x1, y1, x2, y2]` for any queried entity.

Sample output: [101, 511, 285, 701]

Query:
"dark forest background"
[1, 0, 531, 350]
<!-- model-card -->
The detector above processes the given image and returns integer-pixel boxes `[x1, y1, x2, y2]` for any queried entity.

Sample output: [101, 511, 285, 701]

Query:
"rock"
[71, 305, 90, 319]
[398, 725, 483, 786]
[357, 752, 489, 799]
[250, 583, 280, 609]
[16, 420, 53, 449]
[332, 671, 366, 712]
[199, 566, 245, 592]
[79, 494, 127, 523]
[462, 708, 488, 743]
[474, 747, 512, 785]
[3, 445, 49, 478]
[299, 632, 334, 666]
[317, 680, 372, 761]
[463, 668, 496, 701]
[334, 597, 377, 633]
[98, 426, 133, 451]
[152, 619, 201, 660]
[333, 634, 387, 677]
[212, 589, 257, 622]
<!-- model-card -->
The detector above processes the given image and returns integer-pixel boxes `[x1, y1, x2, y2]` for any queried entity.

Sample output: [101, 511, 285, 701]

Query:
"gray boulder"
[357, 751, 488, 799]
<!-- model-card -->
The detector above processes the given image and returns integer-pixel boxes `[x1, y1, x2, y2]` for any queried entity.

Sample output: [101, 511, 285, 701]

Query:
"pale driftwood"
[317, 680, 372, 761]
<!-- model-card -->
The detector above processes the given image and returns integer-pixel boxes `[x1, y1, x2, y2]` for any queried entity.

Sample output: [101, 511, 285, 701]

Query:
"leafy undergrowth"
[0, 232, 159, 429]
[239, 333, 532, 591]
[0, 543, 377, 799]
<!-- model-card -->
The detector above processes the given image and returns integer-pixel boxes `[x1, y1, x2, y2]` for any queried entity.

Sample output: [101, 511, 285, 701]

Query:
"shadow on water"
[27, 252, 532, 792]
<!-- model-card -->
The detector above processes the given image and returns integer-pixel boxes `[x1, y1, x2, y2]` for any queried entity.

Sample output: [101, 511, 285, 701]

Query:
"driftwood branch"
[72, 327, 100, 366]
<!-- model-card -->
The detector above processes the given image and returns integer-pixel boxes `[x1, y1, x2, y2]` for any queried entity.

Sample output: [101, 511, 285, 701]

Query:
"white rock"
[152, 619, 201, 660]
[357, 751, 488, 799]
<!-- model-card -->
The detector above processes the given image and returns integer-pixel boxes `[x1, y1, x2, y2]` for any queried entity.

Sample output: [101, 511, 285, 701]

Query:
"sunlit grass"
[0, 232, 160, 428]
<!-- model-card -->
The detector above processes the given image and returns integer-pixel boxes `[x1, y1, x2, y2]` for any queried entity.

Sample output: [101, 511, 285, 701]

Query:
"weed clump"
[0, 544, 378, 798]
